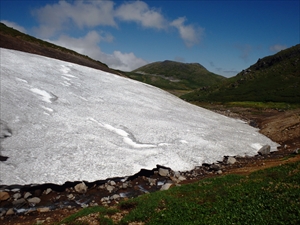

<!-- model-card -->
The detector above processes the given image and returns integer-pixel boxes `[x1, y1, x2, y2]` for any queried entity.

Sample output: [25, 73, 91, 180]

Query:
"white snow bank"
[0, 48, 278, 185]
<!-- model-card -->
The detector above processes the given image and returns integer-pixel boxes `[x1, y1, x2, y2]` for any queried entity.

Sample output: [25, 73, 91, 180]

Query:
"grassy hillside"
[182, 44, 300, 104]
[126, 60, 226, 95]
[0, 23, 124, 76]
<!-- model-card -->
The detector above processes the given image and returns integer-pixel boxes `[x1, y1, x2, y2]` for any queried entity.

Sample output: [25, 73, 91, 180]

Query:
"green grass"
[57, 206, 118, 225]
[58, 161, 300, 225]
[224, 101, 300, 110]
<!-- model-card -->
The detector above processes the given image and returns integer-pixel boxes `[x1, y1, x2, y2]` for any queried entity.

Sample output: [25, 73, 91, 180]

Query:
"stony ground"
[1, 106, 299, 225]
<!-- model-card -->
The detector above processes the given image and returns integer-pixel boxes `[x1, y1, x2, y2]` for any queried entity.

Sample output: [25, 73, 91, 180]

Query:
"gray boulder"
[158, 168, 170, 177]
[227, 156, 237, 165]
[258, 145, 271, 155]
[74, 182, 88, 194]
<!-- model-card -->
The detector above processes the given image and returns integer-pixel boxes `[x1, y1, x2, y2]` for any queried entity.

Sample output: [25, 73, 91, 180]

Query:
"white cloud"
[31, 1, 200, 46]
[115, 1, 167, 29]
[170, 17, 203, 47]
[270, 44, 287, 52]
[111, 51, 148, 71]
[18, 1, 203, 71]
[49, 31, 147, 72]
[1, 20, 27, 33]
[32, 0, 116, 38]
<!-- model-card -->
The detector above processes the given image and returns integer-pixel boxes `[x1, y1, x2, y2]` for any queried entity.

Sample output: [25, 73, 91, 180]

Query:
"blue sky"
[1, 0, 299, 77]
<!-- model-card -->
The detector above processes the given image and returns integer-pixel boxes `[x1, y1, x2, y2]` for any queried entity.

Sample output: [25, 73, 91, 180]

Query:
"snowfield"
[0, 48, 278, 185]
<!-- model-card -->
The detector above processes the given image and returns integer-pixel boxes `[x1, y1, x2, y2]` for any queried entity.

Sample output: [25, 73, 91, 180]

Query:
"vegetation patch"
[118, 162, 300, 224]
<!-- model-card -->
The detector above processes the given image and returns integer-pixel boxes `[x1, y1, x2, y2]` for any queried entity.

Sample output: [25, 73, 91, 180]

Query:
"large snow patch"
[0, 48, 278, 185]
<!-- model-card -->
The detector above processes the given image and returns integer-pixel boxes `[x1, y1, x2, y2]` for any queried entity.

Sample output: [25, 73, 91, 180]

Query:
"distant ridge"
[125, 60, 225, 95]
[182, 44, 300, 103]
[0, 23, 124, 76]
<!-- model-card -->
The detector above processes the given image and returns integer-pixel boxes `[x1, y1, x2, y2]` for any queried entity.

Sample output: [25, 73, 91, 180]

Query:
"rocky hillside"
[182, 44, 300, 103]
[126, 60, 225, 94]
[0, 23, 124, 76]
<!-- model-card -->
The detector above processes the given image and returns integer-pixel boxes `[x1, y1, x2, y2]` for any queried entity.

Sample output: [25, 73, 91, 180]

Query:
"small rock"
[148, 178, 157, 186]
[227, 156, 237, 165]
[0, 191, 10, 201]
[160, 183, 173, 191]
[12, 198, 26, 206]
[258, 145, 271, 155]
[210, 164, 220, 171]
[13, 193, 21, 200]
[109, 180, 116, 186]
[44, 188, 52, 195]
[122, 182, 128, 189]
[293, 148, 299, 154]
[74, 182, 88, 194]
[110, 194, 120, 200]
[177, 175, 186, 181]
[216, 170, 223, 174]
[24, 192, 32, 199]
[106, 185, 114, 193]
[67, 194, 74, 200]
[158, 168, 169, 177]
[174, 171, 181, 178]
[101, 197, 110, 202]
[27, 197, 41, 204]
[37, 207, 50, 213]
[6, 208, 14, 216]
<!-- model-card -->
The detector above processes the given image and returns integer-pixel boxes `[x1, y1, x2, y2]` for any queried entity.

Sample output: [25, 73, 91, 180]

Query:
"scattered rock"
[13, 193, 21, 200]
[110, 194, 120, 200]
[5, 208, 14, 216]
[0, 191, 10, 201]
[148, 178, 157, 186]
[109, 180, 116, 186]
[158, 168, 169, 177]
[44, 188, 52, 195]
[160, 183, 173, 191]
[12, 198, 26, 206]
[106, 185, 114, 193]
[293, 148, 299, 154]
[227, 156, 237, 165]
[216, 170, 223, 175]
[258, 145, 271, 155]
[37, 207, 51, 213]
[24, 192, 32, 199]
[177, 175, 186, 181]
[121, 182, 129, 189]
[210, 164, 221, 171]
[67, 194, 75, 200]
[74, 182, 88, 194]
[28, 197, 41, 205]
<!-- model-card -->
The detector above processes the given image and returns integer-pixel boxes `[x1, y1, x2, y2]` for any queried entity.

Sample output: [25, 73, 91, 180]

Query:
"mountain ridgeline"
[181, 44, 300, 104]
[0, 22, 124, 76]
[126, 60, 226, 95]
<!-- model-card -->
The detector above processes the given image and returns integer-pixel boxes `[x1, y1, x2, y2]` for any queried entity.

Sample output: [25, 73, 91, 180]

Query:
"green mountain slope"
[0, 23, 124, 76]
[182, 44, 300, 103]
[126, 60, 225, 95]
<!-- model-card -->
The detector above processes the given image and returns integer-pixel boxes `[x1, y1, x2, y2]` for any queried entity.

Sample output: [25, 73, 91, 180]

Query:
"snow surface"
[0, 48, 278, 185]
